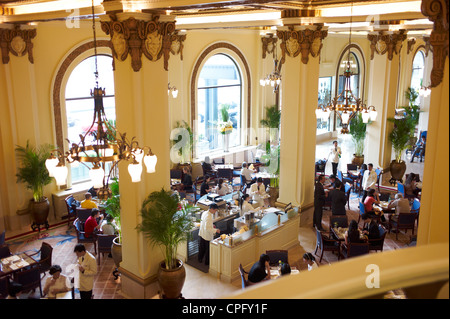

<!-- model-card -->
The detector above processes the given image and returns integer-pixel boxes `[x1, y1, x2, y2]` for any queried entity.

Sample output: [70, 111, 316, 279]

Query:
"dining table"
[331, 227, 367, 243]
[269, 266, 299, 280]
[0, 252, 38, 277]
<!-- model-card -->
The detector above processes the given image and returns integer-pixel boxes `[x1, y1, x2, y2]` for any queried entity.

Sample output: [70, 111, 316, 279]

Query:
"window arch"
[411, 49, 425, 102]
[52, 40, 114, 185]
[191, 43, 251, 157]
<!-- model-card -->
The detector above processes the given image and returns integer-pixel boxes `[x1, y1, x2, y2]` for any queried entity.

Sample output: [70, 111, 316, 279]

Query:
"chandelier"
[315, 0, 377, 134]
[260, 41, 282, 93]
[45, 0, 157, 199]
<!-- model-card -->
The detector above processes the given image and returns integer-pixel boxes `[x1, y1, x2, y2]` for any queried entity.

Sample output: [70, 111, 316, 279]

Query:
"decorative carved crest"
[367, 30, 407, 61]
[261, 34, 278, 59]
[423, 36, 433, 57]
[407, 37, 417, 54]
[0, 26, 36, 64]
[277, 26, 328, 65]
[101, 15, 181, 72]
[421, 0, 449, 88]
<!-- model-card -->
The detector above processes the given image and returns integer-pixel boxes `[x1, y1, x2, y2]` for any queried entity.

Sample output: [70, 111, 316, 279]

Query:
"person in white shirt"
[239, 194, 254, 216]
[215, 178, 231, 196]
[74, 244, 97, 299]
[329, 140, 341, 177]
[198, 204, 220, 266]
[388, 193, 411, 222]
[362, 163, 378, 202]
[249, 177, 269, 207]
[43, 264, 71, 299]
[240, 162, 255, 185]
[101, 214, 117, 235]
[303, 253, 319, 271]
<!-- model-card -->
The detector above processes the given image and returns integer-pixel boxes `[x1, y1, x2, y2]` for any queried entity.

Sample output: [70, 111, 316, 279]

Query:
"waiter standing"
[314, 175, 327, 231]
[329, 140, 341, 177]
[198, 203, 220, 266]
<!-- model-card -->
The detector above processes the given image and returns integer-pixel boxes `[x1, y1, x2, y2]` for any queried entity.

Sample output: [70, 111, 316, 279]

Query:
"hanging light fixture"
[315, 0, 377, 134]
[168, 82, 178, 98]
[260, 38, 282, 93]
[46, 0, 157, 199]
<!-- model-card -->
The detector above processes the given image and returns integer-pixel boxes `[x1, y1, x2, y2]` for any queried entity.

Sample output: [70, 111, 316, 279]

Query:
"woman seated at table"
[43, 265, 71, 299]
[364, 189, 386, 222]
[239, 194, 254, 216]
[248, 254, 271, 283]
[303, 252, 319, 271]
[344, 220, 366, 245]
[280, 263, 291, 276]
[200, 176, 212, 197]
[215, 178, 232, 196]
[405, 173, 420, 198]
[362, 217, 381, 241]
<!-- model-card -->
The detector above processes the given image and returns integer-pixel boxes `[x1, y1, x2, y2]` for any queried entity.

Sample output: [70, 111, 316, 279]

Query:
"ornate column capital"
[421, 0, 449, 88]
[0, 25, 36, 64]
[367, 30, 407, 61]
[101, 14, 184, 72]
[276, 25, 328, 65]
[261, 33, 278, 59]
[407, 37, 417, 55]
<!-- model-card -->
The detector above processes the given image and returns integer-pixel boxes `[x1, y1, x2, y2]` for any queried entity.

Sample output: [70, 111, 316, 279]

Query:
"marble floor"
[2, 135, 424, 299]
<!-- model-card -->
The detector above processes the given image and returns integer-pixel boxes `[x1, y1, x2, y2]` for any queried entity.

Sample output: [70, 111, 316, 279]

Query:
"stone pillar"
[100, 12, 178, 298]
[365, 30, 407, 169]
[276, 25, 327, 208]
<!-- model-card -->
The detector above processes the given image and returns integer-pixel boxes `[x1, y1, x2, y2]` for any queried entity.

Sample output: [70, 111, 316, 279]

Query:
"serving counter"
[209, 207, 299, 283]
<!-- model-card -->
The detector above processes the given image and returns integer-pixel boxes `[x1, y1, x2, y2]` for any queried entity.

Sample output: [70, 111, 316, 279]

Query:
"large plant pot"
[30, 198, 50, 231]
[351, 154, 365, 167]
[111, 237, 122, 268]
[158, 259, 186, 299]
[390, 160, 407, 182]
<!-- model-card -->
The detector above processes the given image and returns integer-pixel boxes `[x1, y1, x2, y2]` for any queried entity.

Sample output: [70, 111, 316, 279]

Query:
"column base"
[118, 266, 160, 299]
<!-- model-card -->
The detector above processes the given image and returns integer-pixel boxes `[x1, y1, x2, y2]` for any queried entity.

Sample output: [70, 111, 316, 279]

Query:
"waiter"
[314, 175, 327, 231]
[198, 203, 220, 266]
[249, 177, 268, 207]
[329, 140, 341, 177]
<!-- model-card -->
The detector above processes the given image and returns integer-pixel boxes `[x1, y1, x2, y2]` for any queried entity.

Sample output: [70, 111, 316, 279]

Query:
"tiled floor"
[3, 136, 424, 299]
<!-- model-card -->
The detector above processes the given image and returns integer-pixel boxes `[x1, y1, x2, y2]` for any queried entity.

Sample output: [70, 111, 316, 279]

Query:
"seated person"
[200, 176, 212, 197]
[239, 194, 254, 216]
[410, 136, 426, 163]
[43, 265, 71, 299]
[248, 254, 271, 283]
[181, 166, 193, 191]
[101, 214, 117, 235]
[404, 173, 420, 198]
[344, 220, 365, 245]
[362, 217, 381, 245]
[84, 208, 104, 238]
[240, 162, 255, 186]
[325, 175, 345, 192]
[249, 177, 269, 207]
[80, 192, 98, 209]
[303, 252, 319, 271]
[328, 179, 347, 215]
[363, 189, 386, 222]
[202, 156, 214, 176]
[388, 193, 411, 222]
[280, 263, 291, 276]
[215, 178, 231, 196]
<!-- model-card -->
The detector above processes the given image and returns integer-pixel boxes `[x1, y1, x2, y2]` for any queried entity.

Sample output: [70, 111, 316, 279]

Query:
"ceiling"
[0, 0, 433, 35]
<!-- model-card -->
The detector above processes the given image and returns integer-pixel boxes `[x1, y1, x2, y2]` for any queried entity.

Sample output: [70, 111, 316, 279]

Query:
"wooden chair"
[76, 208, 92, 223]
[354, 174, 364, 196]
[238, 264, 252, 289]
[13, 265, 42, 297]
[314, 226, 341, 263]
[26, 242, 53, 279]
[329, 215, 348, 230]
[96, 234, 116, 265]
[368, 225, 387, 252]
[64, 195, 79, 227]
[357, 201, 366, 225]
[265, 250, 288, 266]
[342, 242, 370, 259]
[375, 168, 382, 192]
[0, 276, 8, 299]
[389, 212, 418, 240]
[74, 219, 97, 255]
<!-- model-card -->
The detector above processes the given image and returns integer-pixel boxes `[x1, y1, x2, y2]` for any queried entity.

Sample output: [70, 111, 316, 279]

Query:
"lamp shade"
[341, 112, 350, 124]
[45, 157, 59, 177]
[361, 111, 370, 123]
[315, 108, 323, 119]
[260, 79, 266, 86]
[128, 162, 142, 182]
[89, 166, 105, 188]
[321, 109, 330, 121]
[132, 148, 144, 163]
[144, 154, 157, 173]
[67, 154, 79, 168]
[53, 164, 68, 186]
[369, 110, 377, 121]
[172, 89, 178, 98]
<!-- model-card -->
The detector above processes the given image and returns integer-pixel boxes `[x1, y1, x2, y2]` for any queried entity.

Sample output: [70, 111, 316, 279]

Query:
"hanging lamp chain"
[91, 0, 99, 87]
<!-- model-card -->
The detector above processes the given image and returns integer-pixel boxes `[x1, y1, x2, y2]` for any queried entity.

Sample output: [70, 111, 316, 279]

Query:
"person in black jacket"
[181, 166, 193, 191]
[314, 175, 327, 231]
[200, 176, 212, 196]
[328, 179, 347, 215]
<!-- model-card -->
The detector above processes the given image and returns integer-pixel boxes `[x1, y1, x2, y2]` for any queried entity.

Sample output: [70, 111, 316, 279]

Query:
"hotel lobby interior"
[0, 0, 448, 300]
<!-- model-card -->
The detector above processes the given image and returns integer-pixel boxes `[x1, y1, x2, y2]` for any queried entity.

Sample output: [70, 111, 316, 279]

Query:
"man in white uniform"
[362, 163, 378, 202]
[249, 177, 269, 207]
[74, 244, 97, 299]
[329, 140, 342, 177]
[198, 204, 220, 266]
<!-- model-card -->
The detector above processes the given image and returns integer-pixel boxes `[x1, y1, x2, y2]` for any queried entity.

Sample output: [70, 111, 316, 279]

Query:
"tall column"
[366, 30, 407, 169]
[276, 25, 327, 208]
[101, 12, 177, 298]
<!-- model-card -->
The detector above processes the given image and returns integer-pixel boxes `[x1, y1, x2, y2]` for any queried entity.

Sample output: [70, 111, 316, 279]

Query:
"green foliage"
[15, 141, 53, 202]
[220, 104, 231, 122]
[137, 188, 194, 270]
[388, 87, 421, 162]
[260, 105, 281, 129]
[171, 120, 193, 162]
[349, 113, 368, 156]
[105, 177, 121, 243]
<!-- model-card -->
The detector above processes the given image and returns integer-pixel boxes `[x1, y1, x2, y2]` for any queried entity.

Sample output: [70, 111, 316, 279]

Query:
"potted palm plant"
[104, 177, 122, 269]
[260, 105, 281, 144]
[388, 88, 420, 183]
[137, 188, 194, 299]
[15, 141, 53, 231]
[349, 112, 368, 167]
[171, 120, 194, 164]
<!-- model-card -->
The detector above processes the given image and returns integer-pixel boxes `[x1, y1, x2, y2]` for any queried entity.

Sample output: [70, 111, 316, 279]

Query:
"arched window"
[411, 50, 425, 104]
[65, 55, 115, 184]
[196, 53, 242, 154]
